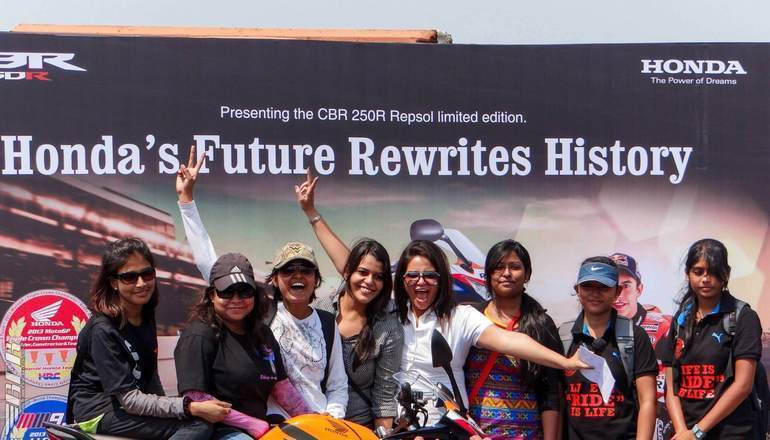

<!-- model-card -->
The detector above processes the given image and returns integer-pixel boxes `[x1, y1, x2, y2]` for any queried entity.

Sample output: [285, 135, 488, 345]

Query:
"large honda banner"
[0, 32, 768, 423]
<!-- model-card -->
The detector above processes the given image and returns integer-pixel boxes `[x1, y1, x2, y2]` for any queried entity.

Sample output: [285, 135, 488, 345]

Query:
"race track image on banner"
[1, 32, 768, 389]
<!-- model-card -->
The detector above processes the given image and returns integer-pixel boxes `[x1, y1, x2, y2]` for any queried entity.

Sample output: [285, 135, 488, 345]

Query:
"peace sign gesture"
[294, 168, 320, 216]
[176, 145, 206, 203]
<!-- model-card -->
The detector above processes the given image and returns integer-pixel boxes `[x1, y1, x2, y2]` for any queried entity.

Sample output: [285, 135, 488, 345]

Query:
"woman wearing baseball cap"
[175, 253, 311, 439]
[175, 148, 348, 420]
[559, 257, 658, 439]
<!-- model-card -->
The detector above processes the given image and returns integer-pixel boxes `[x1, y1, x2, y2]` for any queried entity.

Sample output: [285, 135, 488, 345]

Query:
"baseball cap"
[210, 253, 258, 292]
[610, 253, 641, 281]
[576, 262, 618, 287]
[271, 242, 318, 271]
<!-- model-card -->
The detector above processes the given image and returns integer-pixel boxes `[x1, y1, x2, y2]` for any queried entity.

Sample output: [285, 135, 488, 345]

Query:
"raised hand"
[294, 168, 319, 216]
[176, 145, 206, 203]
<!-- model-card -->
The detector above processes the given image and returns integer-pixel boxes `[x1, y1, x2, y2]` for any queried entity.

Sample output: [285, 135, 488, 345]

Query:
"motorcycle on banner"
[45, 330, 487, 440]
[409, 219, 489, 304]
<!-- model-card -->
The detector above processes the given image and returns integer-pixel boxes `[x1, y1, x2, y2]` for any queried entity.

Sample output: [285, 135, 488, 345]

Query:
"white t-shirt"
[400, 304, 492, 424]
[266, 302, 347, 419]
[178, 200, 348, 418]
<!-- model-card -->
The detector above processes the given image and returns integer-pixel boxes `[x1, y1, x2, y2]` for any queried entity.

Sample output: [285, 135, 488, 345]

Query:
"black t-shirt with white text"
[68, 314, 159, 422]
[175, 320, 288, 420]
[661, 292, 762, 439]
[564, 311, 658, 440]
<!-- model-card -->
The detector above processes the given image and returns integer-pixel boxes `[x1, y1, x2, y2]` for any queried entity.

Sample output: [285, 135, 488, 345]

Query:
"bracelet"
[691, 423, 706, 439]
[308, 214, 322, 225]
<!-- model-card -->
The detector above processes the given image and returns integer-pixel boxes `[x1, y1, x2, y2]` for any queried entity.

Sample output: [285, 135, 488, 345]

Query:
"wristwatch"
[691, 424, 706, 439]
[182, 395, 193, 418]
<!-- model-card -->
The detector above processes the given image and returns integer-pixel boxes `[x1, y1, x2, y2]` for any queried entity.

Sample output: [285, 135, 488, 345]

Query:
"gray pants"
[97, 409, 213, 439]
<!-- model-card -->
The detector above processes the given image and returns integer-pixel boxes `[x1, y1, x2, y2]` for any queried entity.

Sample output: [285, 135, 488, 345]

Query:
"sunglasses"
[278, 265, 316, 276]
[404, 271, 440, 286]
[115, 267, 156, 285]
[216, 286, 257, 300]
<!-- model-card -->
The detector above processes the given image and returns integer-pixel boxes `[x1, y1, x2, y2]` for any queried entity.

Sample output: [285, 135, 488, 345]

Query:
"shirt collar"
[632, 304, 647, 325]
[676, 291, 736, 327]
[407, 302, 436, 325]
[572, 309, 617, 339]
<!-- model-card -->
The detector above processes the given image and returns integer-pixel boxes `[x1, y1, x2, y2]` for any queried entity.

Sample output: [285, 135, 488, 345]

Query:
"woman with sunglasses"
[67, 238, 230, 439]
[175, 148, 348, 420]
[175, 253, 311, 439]
[393, 240, 589, 425]
[294, 173, 403, 431]
[464, 240, 563, 440]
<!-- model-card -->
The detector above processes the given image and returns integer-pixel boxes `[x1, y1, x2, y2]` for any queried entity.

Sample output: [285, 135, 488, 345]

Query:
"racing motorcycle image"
[409, 219, 489, 304]
[45, 331, 487, 440]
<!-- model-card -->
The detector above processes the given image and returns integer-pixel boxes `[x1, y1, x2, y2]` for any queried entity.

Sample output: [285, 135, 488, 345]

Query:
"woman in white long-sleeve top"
[175, 147, 348, 420]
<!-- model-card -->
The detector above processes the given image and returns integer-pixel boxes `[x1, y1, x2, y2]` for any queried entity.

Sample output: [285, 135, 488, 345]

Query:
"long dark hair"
[191, 283, 270, 346]
[90, 238, 159, 328]
[484, 239, 552, 387]
[675, 238, 730, 353]
[342, 239, 393, 370]
[394, 240, 456, 326]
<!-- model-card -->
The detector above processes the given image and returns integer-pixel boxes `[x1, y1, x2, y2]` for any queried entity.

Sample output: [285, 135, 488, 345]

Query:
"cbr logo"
[641, 59, 747, 75]
[0, 52, 86, 81]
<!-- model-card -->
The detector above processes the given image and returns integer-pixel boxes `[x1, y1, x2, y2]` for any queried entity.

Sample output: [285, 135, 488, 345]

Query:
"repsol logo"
[641, 59, 747, 75]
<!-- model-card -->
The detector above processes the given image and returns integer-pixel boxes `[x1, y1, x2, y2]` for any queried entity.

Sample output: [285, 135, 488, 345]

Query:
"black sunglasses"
[216, 286, 257, 300]
[278, 265, 316, 276]
[115, 267, 156, 285]
[404, 270, 441, 286]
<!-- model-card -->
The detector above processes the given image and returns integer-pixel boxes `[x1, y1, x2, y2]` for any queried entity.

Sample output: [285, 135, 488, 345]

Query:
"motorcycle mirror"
[431, 329, 453, 369]
[410, 219, 474, 273]
[430, 330, 468, 416]
[410, 219, 444, 242]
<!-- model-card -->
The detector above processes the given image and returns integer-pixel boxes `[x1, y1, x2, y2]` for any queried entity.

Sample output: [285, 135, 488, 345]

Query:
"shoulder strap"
[468, 316, 518, 402]
[347, 376, 373, 408]
[263, 297, 278, 326]
[615, 315, 635, 384]
[723, 300, 747, 380]
[316, 309, 336, 393]
[558, 320, 576, 355]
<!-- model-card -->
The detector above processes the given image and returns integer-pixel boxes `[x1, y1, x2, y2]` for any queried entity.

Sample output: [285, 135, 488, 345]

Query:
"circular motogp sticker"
[0, 290, 90, 387]
[5, 394, 67, 440]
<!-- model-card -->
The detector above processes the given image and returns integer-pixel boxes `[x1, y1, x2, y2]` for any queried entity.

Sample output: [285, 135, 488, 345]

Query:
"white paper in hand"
[577, 345, 615, 403]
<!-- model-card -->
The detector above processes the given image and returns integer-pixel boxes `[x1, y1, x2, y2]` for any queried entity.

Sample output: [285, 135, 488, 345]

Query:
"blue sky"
[3, 1, 770, 44]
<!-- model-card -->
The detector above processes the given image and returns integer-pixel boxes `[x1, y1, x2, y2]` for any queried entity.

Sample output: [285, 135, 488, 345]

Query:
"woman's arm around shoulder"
[475, 305, 588, 371]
